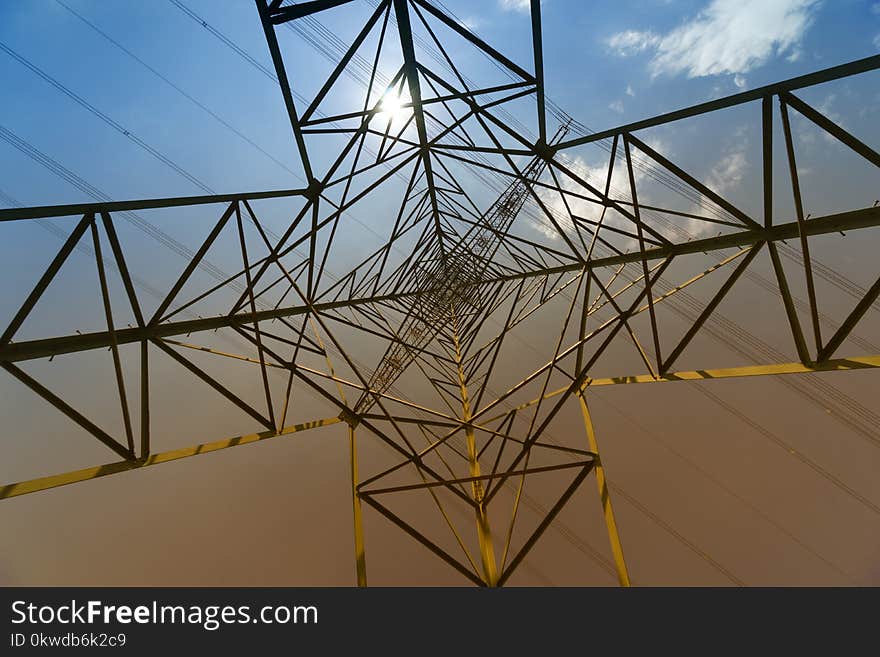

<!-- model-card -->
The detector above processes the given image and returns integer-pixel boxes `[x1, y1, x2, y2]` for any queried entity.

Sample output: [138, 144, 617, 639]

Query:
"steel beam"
[0, 188, 307, 222]
[577, 391, 630, 586]
[3, 206, 879, 365]
[558, 54, 880, 150]
[0, 417, 342, 499]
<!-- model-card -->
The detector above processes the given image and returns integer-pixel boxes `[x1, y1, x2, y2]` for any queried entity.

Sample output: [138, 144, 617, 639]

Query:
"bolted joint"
[304, 178, 325, 202]
[338, 407, 361, 429]
[532, 138, 556, 161]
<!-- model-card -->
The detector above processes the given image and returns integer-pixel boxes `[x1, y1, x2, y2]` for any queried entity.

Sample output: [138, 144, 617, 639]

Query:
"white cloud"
[460, 16, 482, 31]
[606, 0, 819, 79]
[811, 93, 845, 143]
[498, 0, 532, 13]
[682, 141, 749, 236]
[733, 74, 747, 89]
[792, 93, 843, 145]
[527, 140, 669, 245]
[626, 84, 635, 97]
[534, 138, 750, 242]
[706, 148, 747, 197]
[609, 99, 625, 113]
[606, 30, 661, 56]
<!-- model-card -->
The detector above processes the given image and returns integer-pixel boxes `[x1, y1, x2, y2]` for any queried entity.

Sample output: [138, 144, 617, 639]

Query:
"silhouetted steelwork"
[1, 0, 879, 587]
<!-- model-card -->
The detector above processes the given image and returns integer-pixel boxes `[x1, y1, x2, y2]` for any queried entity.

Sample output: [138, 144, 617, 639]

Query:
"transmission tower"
[1, 0, 878, 587]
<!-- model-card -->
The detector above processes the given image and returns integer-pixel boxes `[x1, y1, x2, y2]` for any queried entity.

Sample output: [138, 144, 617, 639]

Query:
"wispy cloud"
[625, 84, 636, 97]
[609, 99, 625, 113]
[527, 140, 668, 245]
[680, 141, 750, 236]
[498, 0, 532, 13]
[795, 93, 844, 144]
[606, 30, 660, 56]
[706, 148, 747, 198]
[459, 16, 482, 31]
[605, 0, 820, 79]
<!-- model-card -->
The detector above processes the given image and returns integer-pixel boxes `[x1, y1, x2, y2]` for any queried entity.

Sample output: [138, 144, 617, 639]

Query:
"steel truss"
[1, 0, 879, 586]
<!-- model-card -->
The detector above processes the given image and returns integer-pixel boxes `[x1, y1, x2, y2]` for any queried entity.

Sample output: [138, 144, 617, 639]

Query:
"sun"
[376, 89, 412, 125]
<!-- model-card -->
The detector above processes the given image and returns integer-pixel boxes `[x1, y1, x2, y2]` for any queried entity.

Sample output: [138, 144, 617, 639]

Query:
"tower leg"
[349, 425, 368, 587]
[451, 314, 498, 586]
[464, 422, 499, 586]
[578, 390, 631, 587]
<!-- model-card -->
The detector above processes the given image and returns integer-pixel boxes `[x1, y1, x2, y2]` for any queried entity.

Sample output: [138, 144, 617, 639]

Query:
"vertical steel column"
[349, 425, 368, 587]
[451, 311, 498, 586]
[577, 390, 631, 587]
[140, 340, 150, 460]
[779, 98, 822, 356]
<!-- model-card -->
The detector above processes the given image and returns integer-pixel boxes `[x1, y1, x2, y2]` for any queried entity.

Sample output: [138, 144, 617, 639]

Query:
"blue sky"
[1, 0, 877, 207]
[0, 0, 878, 321]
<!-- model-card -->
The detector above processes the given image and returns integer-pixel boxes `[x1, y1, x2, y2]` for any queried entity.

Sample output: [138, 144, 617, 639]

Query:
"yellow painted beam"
[480, 355, 880, 427]
[0, 416, 342, 500]
[586, 354, 880, 387]
[452, 311, 499, 587]
[578, 392, 630, 587]
[349, 425, 368, 587]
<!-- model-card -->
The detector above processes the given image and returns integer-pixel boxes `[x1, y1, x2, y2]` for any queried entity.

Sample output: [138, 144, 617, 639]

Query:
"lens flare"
[377, 89, 411, 124]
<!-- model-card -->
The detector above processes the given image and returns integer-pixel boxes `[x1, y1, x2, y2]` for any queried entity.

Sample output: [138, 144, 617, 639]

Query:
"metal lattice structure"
[1, 0, 879, 586]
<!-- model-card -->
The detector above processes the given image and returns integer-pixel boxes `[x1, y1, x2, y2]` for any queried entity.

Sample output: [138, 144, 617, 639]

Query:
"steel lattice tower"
[1, 0, 879, 587]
